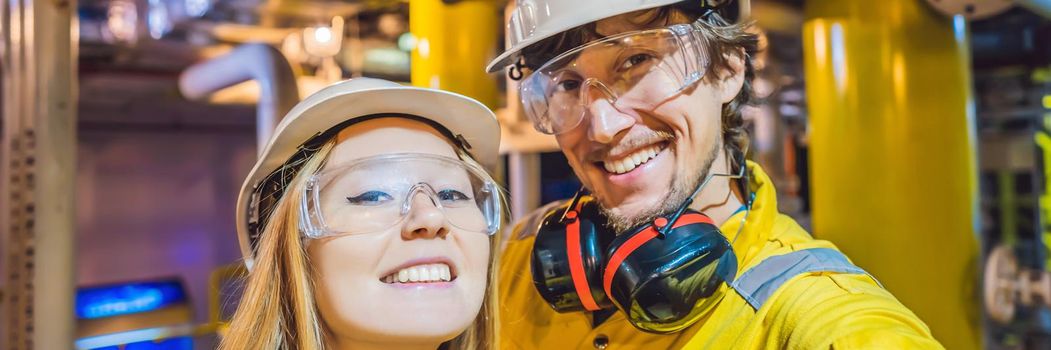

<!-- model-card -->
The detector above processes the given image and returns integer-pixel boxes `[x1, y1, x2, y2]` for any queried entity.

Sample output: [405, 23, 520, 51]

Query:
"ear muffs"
[531, 147, 751, 333]
[531, 196, 614, 312]
[530, 199, 738, 334]
[603, 211, 737, 333]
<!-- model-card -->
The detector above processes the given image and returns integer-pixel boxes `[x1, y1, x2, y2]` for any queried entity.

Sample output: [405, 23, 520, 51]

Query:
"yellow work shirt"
[496, 162, 943, 349]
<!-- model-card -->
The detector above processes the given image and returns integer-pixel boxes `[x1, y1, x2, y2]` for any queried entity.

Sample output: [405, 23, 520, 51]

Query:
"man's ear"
[717, 50, 746, 104]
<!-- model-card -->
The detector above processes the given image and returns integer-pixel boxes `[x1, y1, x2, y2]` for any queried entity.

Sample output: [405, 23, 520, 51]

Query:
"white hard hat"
[486, 0, 684, 73]
[235, 77, 500, 266]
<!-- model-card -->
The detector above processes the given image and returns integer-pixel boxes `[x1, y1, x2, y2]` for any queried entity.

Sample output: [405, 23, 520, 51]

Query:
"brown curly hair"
[516, 2, 759, 160]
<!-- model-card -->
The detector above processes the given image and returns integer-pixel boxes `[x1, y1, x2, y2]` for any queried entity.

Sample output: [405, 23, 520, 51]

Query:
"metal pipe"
[2, 0, 78, 346]
[178, 43, 299, 154]
[409, 0, 499, 107]
[804, 2, 979, 349]
[508, 152, 541, 222]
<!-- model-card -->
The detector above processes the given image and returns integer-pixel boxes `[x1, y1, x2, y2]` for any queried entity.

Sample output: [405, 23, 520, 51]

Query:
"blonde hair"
[221, 138, 501, 350]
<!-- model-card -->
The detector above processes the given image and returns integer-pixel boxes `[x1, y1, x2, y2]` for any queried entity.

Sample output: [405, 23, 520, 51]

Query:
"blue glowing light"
[75, 280, 188, 319]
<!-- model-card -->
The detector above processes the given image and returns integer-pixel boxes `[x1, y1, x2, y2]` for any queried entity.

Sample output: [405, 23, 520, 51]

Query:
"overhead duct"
[178, 43, 300, 154]
[1019, 0, 1051, 18]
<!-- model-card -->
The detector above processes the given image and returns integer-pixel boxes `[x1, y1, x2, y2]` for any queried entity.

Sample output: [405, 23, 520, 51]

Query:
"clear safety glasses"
[520, 22, 711, 135]
[299, 153, 501, 239]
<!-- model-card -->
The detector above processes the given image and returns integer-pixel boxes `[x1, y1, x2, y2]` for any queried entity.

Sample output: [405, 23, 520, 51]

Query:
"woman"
[223, 78, 503, 349]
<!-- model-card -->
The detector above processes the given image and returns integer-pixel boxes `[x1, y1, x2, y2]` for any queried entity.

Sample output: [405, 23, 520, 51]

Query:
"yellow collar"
[719, 161, 779, 268]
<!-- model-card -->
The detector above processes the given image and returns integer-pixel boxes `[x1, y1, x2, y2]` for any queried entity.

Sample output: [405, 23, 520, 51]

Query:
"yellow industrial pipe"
[410, 0, 500, 108]
[804, 1, 978, 349]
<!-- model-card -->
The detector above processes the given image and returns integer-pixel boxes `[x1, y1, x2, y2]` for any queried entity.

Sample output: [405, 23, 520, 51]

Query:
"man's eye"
[555, 79, 581, 92]
[437, 189, 472, 202]
[346, 191, 394, 205]
[620, 53, 654, 70]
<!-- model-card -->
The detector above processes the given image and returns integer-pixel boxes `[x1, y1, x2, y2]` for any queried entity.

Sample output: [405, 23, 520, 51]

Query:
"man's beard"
[600, 139, 723, 234]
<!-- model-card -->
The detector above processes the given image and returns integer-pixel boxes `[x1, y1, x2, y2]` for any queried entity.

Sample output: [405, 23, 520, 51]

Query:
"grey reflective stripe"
[728, 248, 876, 310]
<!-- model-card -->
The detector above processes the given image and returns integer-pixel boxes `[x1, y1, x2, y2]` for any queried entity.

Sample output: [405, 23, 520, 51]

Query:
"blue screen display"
[75, 280, 188, 319]
[91, 336, 193, 350]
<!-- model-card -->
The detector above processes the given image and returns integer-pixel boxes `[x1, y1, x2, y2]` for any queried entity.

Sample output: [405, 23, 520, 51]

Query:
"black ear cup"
[531, 197, 615, 312]
[530, 196, 741, 334]
[602, 211, 738, 333]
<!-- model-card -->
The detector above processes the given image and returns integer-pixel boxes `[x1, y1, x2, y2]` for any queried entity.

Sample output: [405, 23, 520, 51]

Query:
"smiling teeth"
[384, 263, 452, 283]
[604, 145, 662, 175]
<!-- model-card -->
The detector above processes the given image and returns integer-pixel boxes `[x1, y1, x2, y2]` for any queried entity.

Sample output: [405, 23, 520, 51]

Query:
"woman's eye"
[346, 191, 394, 205]
[619, 53, 654, 71]
[437, 189, 472, 202]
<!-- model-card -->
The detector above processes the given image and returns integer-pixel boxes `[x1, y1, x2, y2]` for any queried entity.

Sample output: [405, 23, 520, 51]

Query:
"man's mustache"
[585, 130, 674, 162]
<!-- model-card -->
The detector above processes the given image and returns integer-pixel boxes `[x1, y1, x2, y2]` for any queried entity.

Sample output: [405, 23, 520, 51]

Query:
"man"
[487, 0, 943, 348]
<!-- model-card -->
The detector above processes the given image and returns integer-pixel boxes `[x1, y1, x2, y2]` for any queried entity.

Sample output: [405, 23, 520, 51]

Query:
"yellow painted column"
[410, 0, 500, 108]
[804, 2, 979, 349]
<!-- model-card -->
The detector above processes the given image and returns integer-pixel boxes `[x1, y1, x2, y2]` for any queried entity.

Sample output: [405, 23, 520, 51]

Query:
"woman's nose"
[401, 193, 450, 240]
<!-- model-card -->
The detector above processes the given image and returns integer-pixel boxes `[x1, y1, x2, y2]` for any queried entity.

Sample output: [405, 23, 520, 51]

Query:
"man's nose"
[581, 79, 635, 143]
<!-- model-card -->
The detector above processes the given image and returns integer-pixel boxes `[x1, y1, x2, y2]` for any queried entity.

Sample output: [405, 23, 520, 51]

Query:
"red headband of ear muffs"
[531, 149, 749, 334]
